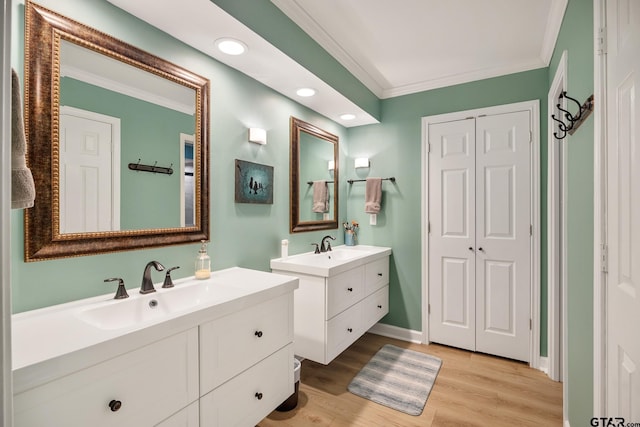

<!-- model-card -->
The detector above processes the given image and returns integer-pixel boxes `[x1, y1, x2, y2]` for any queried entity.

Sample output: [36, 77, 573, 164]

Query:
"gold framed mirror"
[290, 117, 339, 233]
[24, 1, 210, 261]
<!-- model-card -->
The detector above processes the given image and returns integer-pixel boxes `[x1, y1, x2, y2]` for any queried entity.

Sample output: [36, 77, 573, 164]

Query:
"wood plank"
[258, 333, 562, 427]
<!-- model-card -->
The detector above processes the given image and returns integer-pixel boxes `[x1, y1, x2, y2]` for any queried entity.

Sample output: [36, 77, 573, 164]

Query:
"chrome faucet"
[320, 235, 336, 253]
[140, 261, 165, 294]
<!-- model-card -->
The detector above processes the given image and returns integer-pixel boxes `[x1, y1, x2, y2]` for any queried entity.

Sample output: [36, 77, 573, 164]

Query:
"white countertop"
[12, 267, 298, 394]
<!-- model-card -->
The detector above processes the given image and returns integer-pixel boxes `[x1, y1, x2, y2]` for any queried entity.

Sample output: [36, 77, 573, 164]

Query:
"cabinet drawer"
[364, 257, 389, 294]
[156, 401, 199, 427]
[200, 293, 293, 394]
[326, 266, 364, 319]
[326, 303, 363, 362]
[363, 285, 389, 329]
[14, 329, 199, 427]
[200, 344, 293, 427]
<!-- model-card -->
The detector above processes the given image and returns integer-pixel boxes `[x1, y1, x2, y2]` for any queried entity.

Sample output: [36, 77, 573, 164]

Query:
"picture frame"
[235, 159, 274, 204]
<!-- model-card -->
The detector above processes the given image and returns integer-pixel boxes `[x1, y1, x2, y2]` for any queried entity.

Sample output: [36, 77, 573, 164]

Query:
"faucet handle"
[162, 266, 180, 288]
[104, 277, 129, 299]
[310, 243, 321, 254]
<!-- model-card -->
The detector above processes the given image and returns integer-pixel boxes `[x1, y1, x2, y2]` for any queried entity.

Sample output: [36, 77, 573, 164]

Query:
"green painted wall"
[345, 69, 549, 332]
[548, 0, 595, 424]
[61, 77, 194, 229]
[10, 0, 347, 312]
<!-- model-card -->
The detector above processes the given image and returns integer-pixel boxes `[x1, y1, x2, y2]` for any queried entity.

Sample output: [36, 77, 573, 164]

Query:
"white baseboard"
[368, 323, 423, 344]
[538, 356, 549, 374]
[564, 420, 570, 427]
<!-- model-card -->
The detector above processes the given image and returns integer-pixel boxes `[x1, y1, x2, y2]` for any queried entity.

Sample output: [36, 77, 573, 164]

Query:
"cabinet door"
[326, 303, 363, 362]
[200, 344, 293, 427]
[14, 329, 199, 427]
[364, 258, 389, 295]
[326, 266, 364, 319]
[200, 293, 292, 394]
[363, 285, 389, 328]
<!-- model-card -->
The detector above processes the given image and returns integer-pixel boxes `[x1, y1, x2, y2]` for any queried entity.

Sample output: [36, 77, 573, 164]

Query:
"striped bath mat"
[347, 344, 442, 416]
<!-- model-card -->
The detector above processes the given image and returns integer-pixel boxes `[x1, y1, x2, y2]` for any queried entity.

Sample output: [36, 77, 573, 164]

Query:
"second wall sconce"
[328, 160, 335, 171]
[248, 128, 267, 145]
[355, 157, 370, 169]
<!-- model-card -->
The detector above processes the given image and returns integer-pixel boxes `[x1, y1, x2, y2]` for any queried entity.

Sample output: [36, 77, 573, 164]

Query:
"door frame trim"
[547, 50, 568, 386]
[421, 99, 541, 368]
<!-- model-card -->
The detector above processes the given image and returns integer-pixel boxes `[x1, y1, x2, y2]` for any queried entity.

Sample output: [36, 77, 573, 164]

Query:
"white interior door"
[475, 112, 531, 362]
[606, 0, 640, 417]
[428, 111, 531, 362]
[428, 118, 477, 352]
[59, 108, 120, 233]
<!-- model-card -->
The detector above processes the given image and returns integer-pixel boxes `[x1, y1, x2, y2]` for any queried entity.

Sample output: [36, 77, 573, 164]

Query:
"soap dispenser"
[195, 240, 211, 280]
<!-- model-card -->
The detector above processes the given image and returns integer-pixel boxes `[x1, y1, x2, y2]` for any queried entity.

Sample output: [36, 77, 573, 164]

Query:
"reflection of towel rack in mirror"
[307, 180, 335, 185]
[128, 159, 174, 175]
[347, 177, 395, 184]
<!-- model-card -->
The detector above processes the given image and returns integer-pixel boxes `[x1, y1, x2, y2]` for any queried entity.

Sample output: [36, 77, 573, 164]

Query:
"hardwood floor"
[258, 333, 562, 427]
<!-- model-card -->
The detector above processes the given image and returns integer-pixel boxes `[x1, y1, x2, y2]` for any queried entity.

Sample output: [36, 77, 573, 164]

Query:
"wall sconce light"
[248, 128, 267, 145]
[328, 160, 335, 171]
[354, 157, 370, 169]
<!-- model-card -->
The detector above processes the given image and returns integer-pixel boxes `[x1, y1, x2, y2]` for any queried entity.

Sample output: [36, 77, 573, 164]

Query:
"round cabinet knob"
[479, 247, 484, 252]
[108, 400, 122, 412]
[255, 392, 263, 400]
[469, 247, 474, 251]
[347, 328, 353, 333]
[377, 305, 383, 309]
[347, 287, 353, 292]
[255, 331, 263, 338]
[377, 273, 383, 277]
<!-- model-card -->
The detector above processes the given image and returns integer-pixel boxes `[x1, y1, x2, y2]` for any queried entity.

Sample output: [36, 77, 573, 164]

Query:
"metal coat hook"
[551, 91, 594, 140]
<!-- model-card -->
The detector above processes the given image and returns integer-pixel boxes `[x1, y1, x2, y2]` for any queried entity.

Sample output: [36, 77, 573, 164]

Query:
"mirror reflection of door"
[59, 106, 121, 233]
[180, 133, 195, 227]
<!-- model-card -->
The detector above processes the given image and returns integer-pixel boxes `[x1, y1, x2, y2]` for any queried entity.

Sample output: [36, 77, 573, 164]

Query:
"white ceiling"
[107, 0, 567, 127]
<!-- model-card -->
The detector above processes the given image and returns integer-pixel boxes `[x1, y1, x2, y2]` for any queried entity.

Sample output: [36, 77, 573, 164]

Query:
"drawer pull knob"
[377, 305, 383, 309]
[255, 392, 263, 400]
[377, 273, 383, 276]
[347, 287, 353, 292]
[255, 331, 263, 338]
[347, 328, 353, 333]
[108, 400, 122, 412]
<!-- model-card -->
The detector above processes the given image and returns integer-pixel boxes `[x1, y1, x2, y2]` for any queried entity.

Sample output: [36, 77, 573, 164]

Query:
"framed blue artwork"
[235, 159, 274, 204]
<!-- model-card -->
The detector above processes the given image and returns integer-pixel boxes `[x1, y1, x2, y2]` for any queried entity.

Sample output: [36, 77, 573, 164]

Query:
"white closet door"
[475, 111, 531, 362]
[428, 118, 476, 351]
[606, 0, 640, 417]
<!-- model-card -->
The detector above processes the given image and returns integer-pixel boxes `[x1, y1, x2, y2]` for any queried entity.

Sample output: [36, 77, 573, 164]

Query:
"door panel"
[428, 118, 476, 351]
[475, 111, 531, 362]
[607, 0, 640, 416]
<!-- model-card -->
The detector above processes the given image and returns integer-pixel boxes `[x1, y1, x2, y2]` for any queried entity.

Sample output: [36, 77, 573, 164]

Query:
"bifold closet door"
[428, 118, 477, 352]
[428, 111, 531, 362]
[474, 112, 531, 362]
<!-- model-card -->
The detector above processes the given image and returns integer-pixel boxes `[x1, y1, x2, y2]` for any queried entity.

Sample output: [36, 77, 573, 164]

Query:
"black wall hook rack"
[551, 91, 594, 140]
[128, 159, 174, 175]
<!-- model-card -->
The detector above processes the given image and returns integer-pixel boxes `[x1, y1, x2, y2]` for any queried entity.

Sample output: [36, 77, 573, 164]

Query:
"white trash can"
[276, 358, 301, 411]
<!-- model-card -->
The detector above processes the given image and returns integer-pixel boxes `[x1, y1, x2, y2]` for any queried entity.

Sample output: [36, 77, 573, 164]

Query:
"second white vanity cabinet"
[271, 246, 391, 365]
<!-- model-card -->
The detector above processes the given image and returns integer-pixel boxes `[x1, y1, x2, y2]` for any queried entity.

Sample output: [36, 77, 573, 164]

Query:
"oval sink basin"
[76, 282, 237, 330]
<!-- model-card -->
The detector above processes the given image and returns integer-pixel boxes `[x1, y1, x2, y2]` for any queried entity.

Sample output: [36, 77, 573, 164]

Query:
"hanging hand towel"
[364, 177, 382, 214]
[312, 180, 329, 213]
[11, 68, 36, 210]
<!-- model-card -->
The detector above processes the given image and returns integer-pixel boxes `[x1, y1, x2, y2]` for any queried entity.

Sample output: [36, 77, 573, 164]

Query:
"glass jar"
[195, 240, 211, 279]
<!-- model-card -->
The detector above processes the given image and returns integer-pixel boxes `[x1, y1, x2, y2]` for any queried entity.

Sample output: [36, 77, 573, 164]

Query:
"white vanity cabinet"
[13, 329, 200, 427]
[12, 267, 298, 427]
[272, 249, 390, 365]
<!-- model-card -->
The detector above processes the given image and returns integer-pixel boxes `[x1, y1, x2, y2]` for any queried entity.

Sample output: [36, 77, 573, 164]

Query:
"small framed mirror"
[290, 117, 339, 233]
[24, 1, 210, 261]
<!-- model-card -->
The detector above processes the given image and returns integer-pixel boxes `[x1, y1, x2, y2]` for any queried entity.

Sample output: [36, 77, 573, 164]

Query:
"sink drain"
[149, 299, 158, 308]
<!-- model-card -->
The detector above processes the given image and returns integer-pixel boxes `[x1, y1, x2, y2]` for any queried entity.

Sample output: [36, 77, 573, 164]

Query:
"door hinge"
[428, 142, 431, 153]
[597, 27, 607, 55]
[529, 319, 532, 330]
[601, 244, 608, 273]
[428, 221, 431, 234]
[529, 131, 533, 143]
[428, 303, 431, 315]
[530, 224, 533, 236]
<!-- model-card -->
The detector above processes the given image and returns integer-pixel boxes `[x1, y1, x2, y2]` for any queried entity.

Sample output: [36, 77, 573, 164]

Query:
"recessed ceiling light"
[215, 38, 247, 55]
[296, 88, 316, 97]
[340, 114, 356, 121]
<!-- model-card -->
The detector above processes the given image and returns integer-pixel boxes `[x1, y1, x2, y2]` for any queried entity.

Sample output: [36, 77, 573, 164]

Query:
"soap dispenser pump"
[195, 240, 211, 280]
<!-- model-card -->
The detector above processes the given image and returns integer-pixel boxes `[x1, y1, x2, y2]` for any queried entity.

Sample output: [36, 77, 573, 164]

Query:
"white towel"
[312, 180, 329, 213]
[364, 177, 382, 214]
[11, 68, 36, 209]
